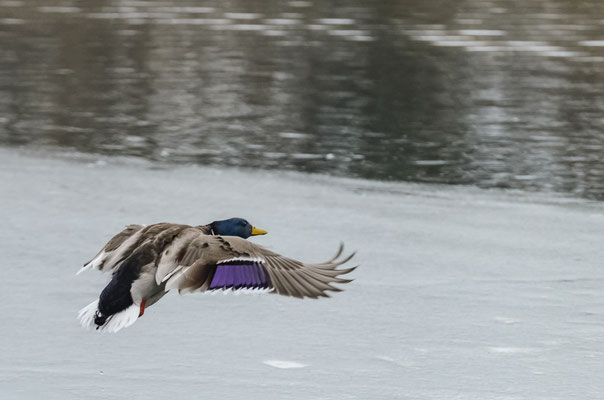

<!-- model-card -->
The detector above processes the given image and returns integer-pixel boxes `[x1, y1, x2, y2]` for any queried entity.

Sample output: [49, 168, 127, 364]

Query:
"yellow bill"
[251, 226, 268, 236]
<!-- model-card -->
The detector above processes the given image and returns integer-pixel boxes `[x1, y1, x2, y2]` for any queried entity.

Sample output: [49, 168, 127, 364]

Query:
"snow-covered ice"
[2, 148, 604, 399]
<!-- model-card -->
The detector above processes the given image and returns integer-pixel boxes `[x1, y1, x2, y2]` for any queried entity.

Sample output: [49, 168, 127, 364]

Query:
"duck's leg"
[138, 298, 146, 317]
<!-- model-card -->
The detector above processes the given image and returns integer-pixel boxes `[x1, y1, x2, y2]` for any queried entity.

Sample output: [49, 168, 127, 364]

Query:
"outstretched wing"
[156, 235, 356, 299]
[77, 224, 144, 274]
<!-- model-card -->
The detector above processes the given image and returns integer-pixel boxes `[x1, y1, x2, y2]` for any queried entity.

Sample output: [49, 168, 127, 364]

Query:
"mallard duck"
[78, 218, 356, 333]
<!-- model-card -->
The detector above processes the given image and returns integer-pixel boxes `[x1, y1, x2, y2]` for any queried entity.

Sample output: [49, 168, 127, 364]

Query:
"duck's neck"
[197, 223, 216, 235]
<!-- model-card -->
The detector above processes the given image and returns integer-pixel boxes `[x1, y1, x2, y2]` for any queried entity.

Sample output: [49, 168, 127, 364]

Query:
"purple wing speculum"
[210, 261, 271, 290]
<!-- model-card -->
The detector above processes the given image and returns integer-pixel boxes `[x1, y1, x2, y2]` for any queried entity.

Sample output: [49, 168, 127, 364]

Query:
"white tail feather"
[101, 303, 140, 333]
[78, 299, 99, 329]
[77, 300, 140, 333]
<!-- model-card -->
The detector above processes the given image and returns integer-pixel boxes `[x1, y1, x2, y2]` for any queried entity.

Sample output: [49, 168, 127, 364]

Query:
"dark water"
[2, 0, 604, 198]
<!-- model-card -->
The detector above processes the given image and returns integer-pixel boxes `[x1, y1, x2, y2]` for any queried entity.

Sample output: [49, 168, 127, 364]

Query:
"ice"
[2, 148, 604, 399]
[487, 347, 540, 354]
[263, 360, 307, 369]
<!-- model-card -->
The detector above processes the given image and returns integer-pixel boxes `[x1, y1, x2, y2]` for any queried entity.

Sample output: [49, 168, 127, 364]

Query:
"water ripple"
[2, 0, 604, 199]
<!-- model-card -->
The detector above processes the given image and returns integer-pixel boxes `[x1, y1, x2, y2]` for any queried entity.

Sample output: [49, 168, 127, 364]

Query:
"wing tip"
[76, 264, 92, 276]
[337, 265, 358, 276]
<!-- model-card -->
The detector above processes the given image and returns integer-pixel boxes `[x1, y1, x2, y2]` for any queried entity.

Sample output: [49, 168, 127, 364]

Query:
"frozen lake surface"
[2, 148, 604, 399]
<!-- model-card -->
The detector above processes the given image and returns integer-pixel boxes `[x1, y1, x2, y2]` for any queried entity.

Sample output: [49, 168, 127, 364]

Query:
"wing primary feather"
[294, 268, 336, 291]
[280, 271, 308, 298]
[316, 251, 356, 268]
[276, 271, 305, 299]
[276, 257, 304, 272]
[267, 270, 293, 297]
[324, 243, 344, 264]
[311, 264, 356, 277]
[288, 271, 323, 299]
[264, 263, 302, 297]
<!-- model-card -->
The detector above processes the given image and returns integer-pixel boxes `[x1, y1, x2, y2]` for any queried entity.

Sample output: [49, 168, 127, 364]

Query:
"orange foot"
[139, 298, 146, 318]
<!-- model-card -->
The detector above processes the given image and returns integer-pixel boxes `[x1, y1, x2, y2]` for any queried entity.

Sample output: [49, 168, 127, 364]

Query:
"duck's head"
[210, 217, 267, 239]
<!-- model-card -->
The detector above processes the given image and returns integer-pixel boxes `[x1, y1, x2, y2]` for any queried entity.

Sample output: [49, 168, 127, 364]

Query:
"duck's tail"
[78, 299, 140, 333]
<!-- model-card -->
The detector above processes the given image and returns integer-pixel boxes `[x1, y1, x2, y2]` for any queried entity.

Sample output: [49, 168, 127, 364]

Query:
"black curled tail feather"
[94, 312, 108, 328]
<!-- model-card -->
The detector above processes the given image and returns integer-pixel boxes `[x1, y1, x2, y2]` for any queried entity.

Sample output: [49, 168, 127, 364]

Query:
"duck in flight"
[78, 218, 356, 333]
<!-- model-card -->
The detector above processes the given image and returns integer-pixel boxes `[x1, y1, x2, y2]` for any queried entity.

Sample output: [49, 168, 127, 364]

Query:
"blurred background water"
[2, 0, 604, 198]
